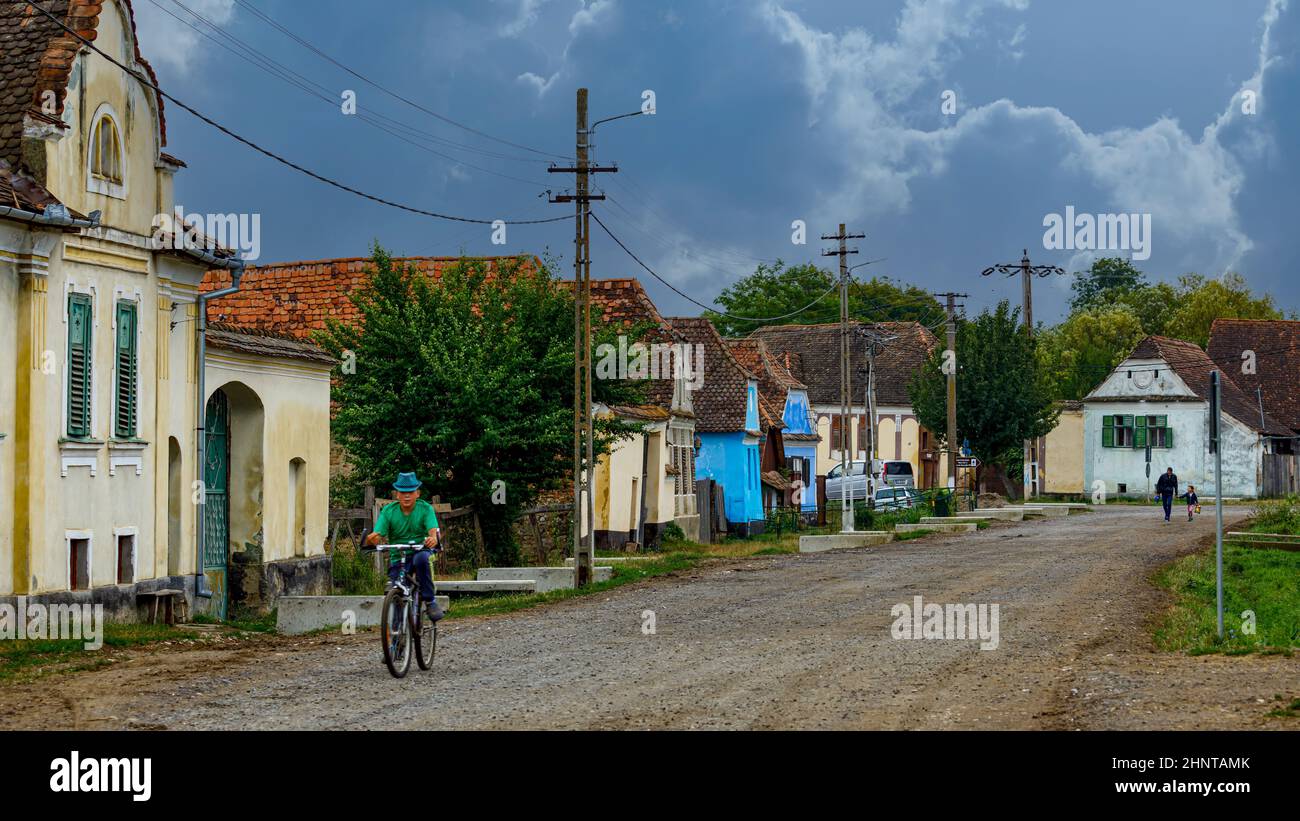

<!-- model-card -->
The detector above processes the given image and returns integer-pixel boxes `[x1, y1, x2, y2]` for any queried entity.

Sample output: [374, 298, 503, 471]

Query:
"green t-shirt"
[375, 499, 439, 544]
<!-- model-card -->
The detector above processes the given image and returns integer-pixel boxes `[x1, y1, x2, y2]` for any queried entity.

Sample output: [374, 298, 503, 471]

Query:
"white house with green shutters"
[1083, 336, 1290, 499]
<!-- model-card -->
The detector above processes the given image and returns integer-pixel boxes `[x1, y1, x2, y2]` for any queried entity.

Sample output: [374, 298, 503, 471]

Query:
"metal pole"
[1213, 371, 1224, 640]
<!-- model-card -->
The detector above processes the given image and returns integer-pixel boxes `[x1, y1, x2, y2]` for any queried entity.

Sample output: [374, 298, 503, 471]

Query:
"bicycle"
[367, 542, 440, 679]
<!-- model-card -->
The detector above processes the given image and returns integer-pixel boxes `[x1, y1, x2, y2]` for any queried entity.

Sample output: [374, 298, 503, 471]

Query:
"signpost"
[956, 457, 980, 469]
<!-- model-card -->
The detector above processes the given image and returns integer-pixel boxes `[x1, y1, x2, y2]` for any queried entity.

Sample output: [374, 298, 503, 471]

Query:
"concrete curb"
[277, 594, 450, 635]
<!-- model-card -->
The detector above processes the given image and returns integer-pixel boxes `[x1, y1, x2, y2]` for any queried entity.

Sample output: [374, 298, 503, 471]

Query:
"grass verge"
[1153, 501, 1300, 655]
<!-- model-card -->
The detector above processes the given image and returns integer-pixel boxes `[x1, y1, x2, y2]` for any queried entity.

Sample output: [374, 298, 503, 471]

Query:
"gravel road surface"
[2, 505, 1296, 730]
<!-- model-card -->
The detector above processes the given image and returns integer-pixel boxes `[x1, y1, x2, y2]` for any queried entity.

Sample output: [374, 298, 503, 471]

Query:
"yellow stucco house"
[0, 0, 333, 620]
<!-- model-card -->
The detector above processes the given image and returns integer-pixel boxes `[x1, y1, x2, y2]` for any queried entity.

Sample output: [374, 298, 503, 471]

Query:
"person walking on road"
[1155, 467, 1179, 523]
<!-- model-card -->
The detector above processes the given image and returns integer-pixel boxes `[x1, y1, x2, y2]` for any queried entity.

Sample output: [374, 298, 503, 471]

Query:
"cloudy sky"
[133, 0, 1297, 322]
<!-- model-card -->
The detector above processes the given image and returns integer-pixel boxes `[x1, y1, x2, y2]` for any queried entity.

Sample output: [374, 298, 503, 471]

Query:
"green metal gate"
[203, 390, 230, 620]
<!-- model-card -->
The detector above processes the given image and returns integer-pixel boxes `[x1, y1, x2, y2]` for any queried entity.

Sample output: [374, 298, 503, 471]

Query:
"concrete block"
[921, 516, 988, 525]
[956, 509, 1024, 521]
[895, 522, 976, 533]
[276, 594, 450, 635]
[476, 566, 612, 593]
[798, 532, 892, 553]
[436, 579, 537, 594]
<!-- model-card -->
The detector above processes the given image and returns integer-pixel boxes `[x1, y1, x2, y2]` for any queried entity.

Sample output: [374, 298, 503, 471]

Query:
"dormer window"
[86, 105, 125, 198]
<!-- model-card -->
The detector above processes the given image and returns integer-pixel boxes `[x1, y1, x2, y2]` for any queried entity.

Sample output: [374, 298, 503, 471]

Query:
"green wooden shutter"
[1101, 414, 1114, 448]
[114, 301, 138, 438]
[66, 295, 93, 438]
[1166, 427, 1174, 448]
[1134, 415, 1148, 448]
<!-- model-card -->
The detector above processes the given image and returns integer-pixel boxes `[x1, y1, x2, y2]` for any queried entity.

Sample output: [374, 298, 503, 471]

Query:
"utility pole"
[933, 292, 967, 491]
[979, 251, 1064, 499]
[548, 88, 616, 586]
[823, 224, 864, 532]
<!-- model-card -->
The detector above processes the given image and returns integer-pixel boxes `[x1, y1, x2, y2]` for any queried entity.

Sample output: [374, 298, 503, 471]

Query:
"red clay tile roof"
[1114, 335, 1290, 434]
[1, 1, 167, 214]
[1207, 319, 1300, 433]
[201, 256, 537, 338]
[1, 1, 167, 165]
[725, 336, 809, 432]
[565, 277, 690, 413]
[749, 321, 938, 407]
[668, 316, 756, 433]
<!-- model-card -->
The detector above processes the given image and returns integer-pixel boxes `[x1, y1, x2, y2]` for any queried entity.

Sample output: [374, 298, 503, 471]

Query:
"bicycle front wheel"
[381, 588, 412, 678]
[415, 607, 437, 671]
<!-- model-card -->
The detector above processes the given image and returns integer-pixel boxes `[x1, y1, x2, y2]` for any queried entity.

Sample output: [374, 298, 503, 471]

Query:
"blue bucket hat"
[393, 472, 423, 492]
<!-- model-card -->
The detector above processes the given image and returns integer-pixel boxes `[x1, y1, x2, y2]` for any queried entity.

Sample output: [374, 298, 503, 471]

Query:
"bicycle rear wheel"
[381, 588, 412, 678]
[415, 607, 437, 671]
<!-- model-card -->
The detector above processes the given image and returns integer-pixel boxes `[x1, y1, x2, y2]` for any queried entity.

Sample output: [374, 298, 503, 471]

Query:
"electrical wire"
[590, 210, 838, 324]
[230, 0, 571, 161]
[148, 0, 552, 188]
[24, 1, 568, 226]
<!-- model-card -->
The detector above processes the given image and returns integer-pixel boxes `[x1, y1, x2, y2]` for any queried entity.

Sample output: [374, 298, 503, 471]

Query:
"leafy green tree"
[909, 301, 1058, 496]
[1069, 257, 1145, 313]
[1037, 308, 1147, 400]
[705, 260, 944, 336]
[1162, 273, 1282, 348]
[316, 246, 644, 565]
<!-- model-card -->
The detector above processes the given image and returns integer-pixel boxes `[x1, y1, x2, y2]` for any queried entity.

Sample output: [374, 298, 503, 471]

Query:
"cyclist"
[365, 471, 444, 623]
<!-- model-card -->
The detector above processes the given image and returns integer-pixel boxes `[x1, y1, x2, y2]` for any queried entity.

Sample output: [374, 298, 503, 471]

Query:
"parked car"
[871, 486, 919, 511]
[825, 460, 870, 502]
[879, 459, 916, 489]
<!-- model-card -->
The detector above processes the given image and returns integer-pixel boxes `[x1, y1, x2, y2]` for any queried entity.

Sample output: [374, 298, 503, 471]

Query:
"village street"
[2, 505, 1295, 731]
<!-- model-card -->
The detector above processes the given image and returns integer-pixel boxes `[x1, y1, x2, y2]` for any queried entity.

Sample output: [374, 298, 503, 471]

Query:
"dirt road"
[2, 506, 1296, 730]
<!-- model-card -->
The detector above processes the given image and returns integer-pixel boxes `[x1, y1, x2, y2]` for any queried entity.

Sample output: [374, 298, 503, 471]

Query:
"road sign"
[956, 457, 980, 469]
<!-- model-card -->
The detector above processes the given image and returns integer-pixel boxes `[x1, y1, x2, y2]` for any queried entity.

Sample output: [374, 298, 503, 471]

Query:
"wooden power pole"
[933, 292, 967, 490]
[549, 88, 616, 586]
[822, 224, 864, 532]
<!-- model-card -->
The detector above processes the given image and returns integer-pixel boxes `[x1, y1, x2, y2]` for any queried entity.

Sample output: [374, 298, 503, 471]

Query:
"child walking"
[1179, 485, 1199, 521]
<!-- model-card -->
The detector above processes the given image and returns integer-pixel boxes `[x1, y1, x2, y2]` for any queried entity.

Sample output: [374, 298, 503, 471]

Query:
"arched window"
[87, 106, 125, 197]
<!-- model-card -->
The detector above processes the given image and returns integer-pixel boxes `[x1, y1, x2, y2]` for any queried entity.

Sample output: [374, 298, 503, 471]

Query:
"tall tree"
[316, 247, 644, 565]
[1162, 273, 1283, 348]
[705, 260, 944, 336]
[909, 301, 1058, 496]
[1069, 257, 1147, 314]
[1037, 308, 1148, 400]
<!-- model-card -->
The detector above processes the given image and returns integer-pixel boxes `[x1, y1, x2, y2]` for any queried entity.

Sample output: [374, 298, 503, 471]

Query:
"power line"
[230, 0, 571, 161]
[590, 210, 838, 324]
[148, 0, 552, 188]
[24, 1, 567, 227]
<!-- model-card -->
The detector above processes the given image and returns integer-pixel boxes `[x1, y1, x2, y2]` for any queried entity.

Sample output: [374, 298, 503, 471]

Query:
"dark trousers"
[388, 548, 436, 602]
[1161, 492, 1173, 520]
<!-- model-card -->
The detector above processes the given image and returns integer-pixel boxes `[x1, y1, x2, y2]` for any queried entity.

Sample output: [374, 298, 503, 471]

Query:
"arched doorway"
[203, 382, 266, 619]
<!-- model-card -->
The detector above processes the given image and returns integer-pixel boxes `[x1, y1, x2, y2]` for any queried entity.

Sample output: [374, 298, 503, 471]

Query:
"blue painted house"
[669, 318, 765, 535]
[727, 339, 820, 518]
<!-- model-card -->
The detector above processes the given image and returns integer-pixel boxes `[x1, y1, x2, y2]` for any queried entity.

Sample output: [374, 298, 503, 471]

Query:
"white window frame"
[63, 279, 100, 440]
[65, 530, 93, 591]
[110, 286, 144, 441]
[113, 526, 139, 585]
[85, 103, 127, 199]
